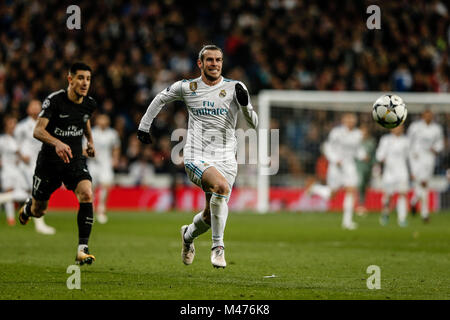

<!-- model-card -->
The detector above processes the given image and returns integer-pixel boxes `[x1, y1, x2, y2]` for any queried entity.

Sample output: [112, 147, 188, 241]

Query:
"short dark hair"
[69, 62, 92, 75]
[198, 45, 223, 62]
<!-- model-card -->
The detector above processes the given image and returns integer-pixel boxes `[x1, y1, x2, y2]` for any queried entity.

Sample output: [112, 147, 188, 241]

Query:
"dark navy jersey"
[38, 89, 96, 162]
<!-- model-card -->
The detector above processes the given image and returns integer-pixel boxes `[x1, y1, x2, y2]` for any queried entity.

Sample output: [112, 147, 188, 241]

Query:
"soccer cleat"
[422, 216, 430, 224]
[35, 223, 56, 235]
[18, 198, 32, 225]
[7, 217, 16, 226]
[75, 247, 95, 266]
[342, 222, 358, 230]
[379, 214, 389, 226]
[211, 246, 226, 268]
[180, 225, 195, 265]
[235, 83, 249, 106]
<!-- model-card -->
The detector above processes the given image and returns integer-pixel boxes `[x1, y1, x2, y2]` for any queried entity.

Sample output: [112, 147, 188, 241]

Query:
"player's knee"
[211, 181, 230, 196]
[76, 189, 93, 203]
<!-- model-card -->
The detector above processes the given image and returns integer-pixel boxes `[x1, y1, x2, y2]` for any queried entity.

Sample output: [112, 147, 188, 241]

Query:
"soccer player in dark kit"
[18, 62, 97, 265]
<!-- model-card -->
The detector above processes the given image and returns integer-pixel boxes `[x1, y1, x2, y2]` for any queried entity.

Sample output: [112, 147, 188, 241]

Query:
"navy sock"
[77, 203, 94, 245]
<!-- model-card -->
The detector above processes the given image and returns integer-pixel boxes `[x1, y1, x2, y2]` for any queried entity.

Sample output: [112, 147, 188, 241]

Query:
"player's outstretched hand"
[86, 142, 96, 158]
[55, 141, 73, 163]
[235, 83, 249, 107]
[137, 129, 152, 144]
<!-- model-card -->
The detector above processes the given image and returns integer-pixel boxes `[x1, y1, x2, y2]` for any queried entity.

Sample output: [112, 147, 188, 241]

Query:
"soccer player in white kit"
[0, 115, 29, 226]
[407, 109, 444, 223]
[376, 125, 410, 227]
[308, 113, 364, 230]
[14, 100, 56, 234]
[87, 114, 120, 224]
[137, 45, 258, 268]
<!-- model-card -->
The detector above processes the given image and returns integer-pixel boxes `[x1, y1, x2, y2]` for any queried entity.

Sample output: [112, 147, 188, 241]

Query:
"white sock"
[421, 188, 429, 218]
[343, 192, 354, 225]
[77, 244, 88, 252]
[34, 217, 47, 229]
[397, 195, 407, 224]
[210, 193, 229, 248]
[98, 187, 107, 215]
[310, 184, 331, 200]
[5, 201, 14, 220]
[184, 211, 210, 243]
[381, 193, 390, 216]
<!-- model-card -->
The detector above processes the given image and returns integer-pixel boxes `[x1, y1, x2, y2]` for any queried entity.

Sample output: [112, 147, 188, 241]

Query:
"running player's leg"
[397, 192, 408, 227]
[380, 189, 392, 226]
[3, 188, 15, 226]
[181, 193, 211, 265]
[19, 156, 62, 225]
[73, 179, 95, 264]
[419, 181, 430, 222]
[342, 186, 357, 229]
[184, 193, 211, 243]
[2, 173, 17, 225]
[202, 167, 230, 249]
[201, 167, 230, 268]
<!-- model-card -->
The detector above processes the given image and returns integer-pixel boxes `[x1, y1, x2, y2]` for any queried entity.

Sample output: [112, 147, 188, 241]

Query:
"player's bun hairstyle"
[69, 62, 92, 75]
[198, 45, 223, 62]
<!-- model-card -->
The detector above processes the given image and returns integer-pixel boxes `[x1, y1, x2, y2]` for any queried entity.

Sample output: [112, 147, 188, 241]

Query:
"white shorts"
[326, 161, 358, 191]
[184, 159, 237, 191]
[410, 155, 434, 183]
[89, 163, 114, 186]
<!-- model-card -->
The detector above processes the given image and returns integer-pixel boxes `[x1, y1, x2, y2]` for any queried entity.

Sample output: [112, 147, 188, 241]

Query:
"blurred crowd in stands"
[0, 0, 449, 186]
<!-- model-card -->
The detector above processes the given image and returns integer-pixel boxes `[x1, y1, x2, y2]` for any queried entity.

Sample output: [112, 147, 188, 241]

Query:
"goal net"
[253, 91, 450, 213]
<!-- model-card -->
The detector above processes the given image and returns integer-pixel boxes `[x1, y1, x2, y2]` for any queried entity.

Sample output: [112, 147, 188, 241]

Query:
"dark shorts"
[32, 155, 92, 201]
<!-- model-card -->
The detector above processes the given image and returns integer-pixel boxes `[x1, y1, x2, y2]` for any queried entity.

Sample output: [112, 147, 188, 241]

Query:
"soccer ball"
[372, 94, 407, 129]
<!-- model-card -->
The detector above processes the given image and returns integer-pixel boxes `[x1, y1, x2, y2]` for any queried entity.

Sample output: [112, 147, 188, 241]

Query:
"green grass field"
[1, 210, 450, 300]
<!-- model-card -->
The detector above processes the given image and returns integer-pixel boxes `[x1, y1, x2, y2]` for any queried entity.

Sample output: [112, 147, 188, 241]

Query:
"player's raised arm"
[432, 125, 444, 155]
[137, 81, 184, 144]
[235, 82, 258, 129]
[375, 136, 388, 163]
[33, 117, 72, 163]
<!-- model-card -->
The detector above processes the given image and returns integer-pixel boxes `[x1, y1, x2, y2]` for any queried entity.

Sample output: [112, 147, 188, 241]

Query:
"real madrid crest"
[189, 81, 197, 92]
[219, 89, 226, 98]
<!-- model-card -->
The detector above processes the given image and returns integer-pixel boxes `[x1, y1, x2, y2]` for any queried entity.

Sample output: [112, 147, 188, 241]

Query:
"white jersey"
[14, 116, 42, 168]
[139, 76, 258, 162]
[324, 125, 363, 165]
[0, 134, 19, 169]
[89, 126, 120, 168]
[376, 133, 410, 190]
[407, 119, 444, 161]
[0, 134, 23, 190]
[324, 125, 363, 190]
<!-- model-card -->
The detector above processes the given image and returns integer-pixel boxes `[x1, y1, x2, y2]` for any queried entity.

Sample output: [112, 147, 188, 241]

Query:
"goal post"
[257, 90, 450, 213]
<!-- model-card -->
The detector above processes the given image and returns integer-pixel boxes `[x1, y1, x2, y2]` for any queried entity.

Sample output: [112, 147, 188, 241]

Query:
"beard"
[203, 68, 221, 82]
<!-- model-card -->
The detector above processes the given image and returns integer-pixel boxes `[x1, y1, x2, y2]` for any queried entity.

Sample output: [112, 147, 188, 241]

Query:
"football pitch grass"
[1, 210, 450, 300]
